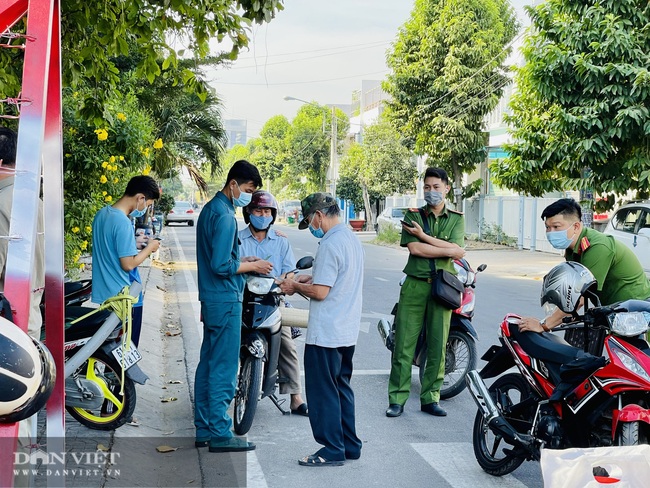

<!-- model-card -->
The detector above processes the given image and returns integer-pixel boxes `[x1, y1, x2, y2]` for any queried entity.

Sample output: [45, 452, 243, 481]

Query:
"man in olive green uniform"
[386, 168, 465, 418]
[518, 198, 650, 335]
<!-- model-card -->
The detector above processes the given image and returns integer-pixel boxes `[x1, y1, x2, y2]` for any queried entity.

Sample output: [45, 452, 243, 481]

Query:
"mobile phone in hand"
[153, 236, 163, 241]
[400, 220, 414, 228]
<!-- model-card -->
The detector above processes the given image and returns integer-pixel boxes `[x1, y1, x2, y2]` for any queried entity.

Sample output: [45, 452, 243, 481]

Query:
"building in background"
[224, 119, 248, 149]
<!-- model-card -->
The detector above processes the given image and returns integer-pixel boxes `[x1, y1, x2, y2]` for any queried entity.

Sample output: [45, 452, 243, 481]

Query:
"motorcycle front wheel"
[233, 356, 263, 435]
[618, 420, 649, 446]
[66, 351, 137, 431]
[473, 373, 533, 476]
[417, 330, 477, 400]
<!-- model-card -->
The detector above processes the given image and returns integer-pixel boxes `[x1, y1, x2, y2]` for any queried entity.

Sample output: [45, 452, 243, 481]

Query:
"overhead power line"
[208, 70, 389, 86]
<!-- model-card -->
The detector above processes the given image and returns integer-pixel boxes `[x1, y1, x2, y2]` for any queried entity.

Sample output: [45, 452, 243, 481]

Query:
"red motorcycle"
[467, 262, 650, 476]
[378, 258, 486, 399]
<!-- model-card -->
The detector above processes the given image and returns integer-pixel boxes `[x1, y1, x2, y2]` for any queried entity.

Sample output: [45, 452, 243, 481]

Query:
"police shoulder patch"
[579, 236, 591, 253]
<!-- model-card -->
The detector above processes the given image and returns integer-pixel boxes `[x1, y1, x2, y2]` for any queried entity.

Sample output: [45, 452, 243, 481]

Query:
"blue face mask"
[250, 214, 273, 230]
[308, 213, 325, 238]
[129, 198, 147, 218]
[546, 227, 575, 250]
[309, 224, 325, 239]
[232, 182, 252, 207]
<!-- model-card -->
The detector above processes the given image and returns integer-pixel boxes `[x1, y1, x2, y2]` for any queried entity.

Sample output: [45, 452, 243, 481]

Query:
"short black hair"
[226, 160, 262, 188]
[424, 167, 449, 186]
[0, 127, 17, 166]
[541, 198, 582, 221]
[124, 175, 161, 200]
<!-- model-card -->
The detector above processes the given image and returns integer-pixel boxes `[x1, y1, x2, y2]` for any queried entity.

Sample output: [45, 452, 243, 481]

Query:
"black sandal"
[291, 403, 309, 417]
[298, 454, 344, 467]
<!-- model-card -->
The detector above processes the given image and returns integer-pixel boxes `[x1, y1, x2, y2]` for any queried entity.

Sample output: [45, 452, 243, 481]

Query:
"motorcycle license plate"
[111, 346, 142, 370]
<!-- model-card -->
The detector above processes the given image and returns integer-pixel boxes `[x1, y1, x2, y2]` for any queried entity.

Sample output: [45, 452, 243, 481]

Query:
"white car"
[603, 201, 650, 275]
[165, 201, 197, 226]
[376, 207, 408, 230]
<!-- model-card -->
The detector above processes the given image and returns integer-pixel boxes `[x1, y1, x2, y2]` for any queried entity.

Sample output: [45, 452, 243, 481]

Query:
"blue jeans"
[194, 301, 242, 441]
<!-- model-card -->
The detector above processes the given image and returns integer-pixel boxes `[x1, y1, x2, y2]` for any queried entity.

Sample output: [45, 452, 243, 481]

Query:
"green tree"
[492, 0, 650, 206]
[339, 117, 417, 226]
[62, 89, 154, 272]
[0, 1, 284, 123]
[384, 0, 518, 209]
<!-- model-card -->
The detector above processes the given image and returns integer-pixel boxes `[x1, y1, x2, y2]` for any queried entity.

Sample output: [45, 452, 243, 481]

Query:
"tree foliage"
[226, 104, 349, 200]
[0, 0, 284, 122]
[339, 117, 416, 224]
[492, 0, 650, 206]
[384, 0, 518, 207]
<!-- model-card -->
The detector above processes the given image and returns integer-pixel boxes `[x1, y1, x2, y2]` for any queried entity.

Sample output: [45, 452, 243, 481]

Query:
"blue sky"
[208, 0, 533, 140]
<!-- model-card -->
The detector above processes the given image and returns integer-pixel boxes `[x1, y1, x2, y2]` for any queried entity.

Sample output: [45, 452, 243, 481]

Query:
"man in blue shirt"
[239, 191, 308, 416]
[279, 193, 364, 466]
[92, 176, 161, 345]
[195, 160, 271, 453]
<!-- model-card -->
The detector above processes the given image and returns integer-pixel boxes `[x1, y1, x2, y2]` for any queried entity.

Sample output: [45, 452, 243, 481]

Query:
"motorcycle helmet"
[0, 317, 56, 423]
[244, 191, 278, 225]
[541, 261, 597, 314]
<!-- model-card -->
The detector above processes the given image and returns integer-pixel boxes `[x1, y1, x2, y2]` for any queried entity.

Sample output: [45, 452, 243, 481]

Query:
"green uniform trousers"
[388, 276, 451, 405]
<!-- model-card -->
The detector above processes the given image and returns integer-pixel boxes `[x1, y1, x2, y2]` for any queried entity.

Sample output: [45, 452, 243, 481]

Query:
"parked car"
[377, 207, 408, 230]
[279, 200, 302, 223]
[603, 201, 650, 275]
[165, 201, 196, 226]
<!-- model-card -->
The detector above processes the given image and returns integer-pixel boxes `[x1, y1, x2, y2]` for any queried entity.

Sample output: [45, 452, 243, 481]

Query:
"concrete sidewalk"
[33, 250, 205, 488]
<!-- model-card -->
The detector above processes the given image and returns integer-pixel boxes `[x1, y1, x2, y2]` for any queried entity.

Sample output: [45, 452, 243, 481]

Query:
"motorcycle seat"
[63, 306, 113, 341]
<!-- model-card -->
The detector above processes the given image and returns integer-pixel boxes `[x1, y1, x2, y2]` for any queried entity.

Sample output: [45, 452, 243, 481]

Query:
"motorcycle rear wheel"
[234, 356, 263, 435]
[473, 373, 532, 476]
[417, 330, 477, 400]
[66, 351, 137, 431]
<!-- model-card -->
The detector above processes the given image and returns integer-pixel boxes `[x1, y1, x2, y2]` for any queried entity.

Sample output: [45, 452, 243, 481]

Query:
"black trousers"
[304, 344, 362, 461]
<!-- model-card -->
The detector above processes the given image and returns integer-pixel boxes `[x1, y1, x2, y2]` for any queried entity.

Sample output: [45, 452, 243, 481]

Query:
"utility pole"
[329, 106, 337, 197]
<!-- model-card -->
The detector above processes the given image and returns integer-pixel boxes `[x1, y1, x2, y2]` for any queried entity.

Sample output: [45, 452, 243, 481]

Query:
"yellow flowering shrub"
[63, 89, 155, 273]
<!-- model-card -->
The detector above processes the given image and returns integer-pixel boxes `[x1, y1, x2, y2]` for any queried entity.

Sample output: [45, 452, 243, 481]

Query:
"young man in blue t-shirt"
[91, 175, 161, 345]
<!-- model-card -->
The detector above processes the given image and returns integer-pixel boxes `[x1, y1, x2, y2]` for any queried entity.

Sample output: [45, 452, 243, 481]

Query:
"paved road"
[161, 222, 563, 488]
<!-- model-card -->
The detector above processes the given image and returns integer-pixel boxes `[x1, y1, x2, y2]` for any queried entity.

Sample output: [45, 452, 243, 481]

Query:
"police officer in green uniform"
[518, 198, 650, 335]
[386, 168, 465, 418]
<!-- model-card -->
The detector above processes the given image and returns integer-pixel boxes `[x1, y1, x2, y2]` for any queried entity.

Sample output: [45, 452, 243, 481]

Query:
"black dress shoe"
[421, 402, 447, 417]
[386, 404, 404, 417]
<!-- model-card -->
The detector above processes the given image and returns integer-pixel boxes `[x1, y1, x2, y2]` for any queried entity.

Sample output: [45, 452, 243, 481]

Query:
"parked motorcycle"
[42, 282, 147, 430]
[467, 285, 650, 476]
[377, 258, 486, 399]
[40, 278, 92, 322]
[233, 256, 314, 435]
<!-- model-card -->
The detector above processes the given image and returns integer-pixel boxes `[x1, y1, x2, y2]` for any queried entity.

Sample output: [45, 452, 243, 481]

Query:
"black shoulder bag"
[418, 209, 463, 310]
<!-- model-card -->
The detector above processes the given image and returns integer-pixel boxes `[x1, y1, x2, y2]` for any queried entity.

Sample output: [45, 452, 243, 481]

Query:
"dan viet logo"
[14, 449, 121, 477]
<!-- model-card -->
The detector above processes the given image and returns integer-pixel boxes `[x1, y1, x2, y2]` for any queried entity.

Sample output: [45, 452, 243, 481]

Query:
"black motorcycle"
[233, 256, 313, 435]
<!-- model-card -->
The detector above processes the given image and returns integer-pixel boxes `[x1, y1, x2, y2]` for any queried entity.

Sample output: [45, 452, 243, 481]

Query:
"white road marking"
[411, 443, 528, 487]
[246, 451, 268, 488]
[374, 276, 389, 282]
[170, 227, 202, 340]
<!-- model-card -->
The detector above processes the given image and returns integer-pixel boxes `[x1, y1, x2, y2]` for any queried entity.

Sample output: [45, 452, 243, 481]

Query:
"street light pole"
[284, 95, 337, 198]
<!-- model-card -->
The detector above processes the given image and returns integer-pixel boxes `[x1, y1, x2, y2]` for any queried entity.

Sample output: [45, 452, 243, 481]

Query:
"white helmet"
[0, 317, 56, 423]
[541, 261, 597, 314]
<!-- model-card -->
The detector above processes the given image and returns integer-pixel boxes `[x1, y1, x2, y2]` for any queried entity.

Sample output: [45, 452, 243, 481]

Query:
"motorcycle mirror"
[477, 264, 487, 273]
[295, 256, 314, 270]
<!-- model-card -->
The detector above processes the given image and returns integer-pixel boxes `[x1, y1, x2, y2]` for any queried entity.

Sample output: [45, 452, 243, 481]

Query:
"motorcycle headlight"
[246, 275, 276, 295]
[611, 345, 650, 383]
[454, 264, 469, 285]
[608, 312, 650, 337]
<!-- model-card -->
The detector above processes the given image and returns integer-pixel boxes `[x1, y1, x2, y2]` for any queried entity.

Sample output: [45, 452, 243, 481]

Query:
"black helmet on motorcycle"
[0, 317, 56, 423]
[541, 262, 597, 314]
[244, 191, 278, 225]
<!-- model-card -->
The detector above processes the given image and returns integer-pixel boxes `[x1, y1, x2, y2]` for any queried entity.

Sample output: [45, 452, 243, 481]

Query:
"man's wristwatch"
[540, 318, 551, 332]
